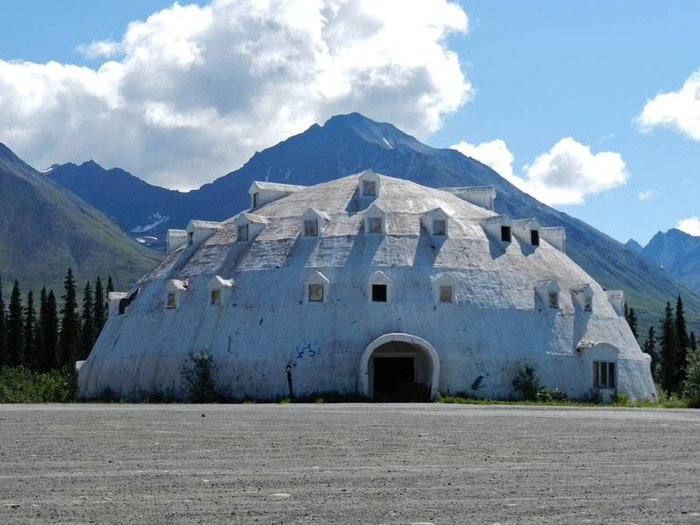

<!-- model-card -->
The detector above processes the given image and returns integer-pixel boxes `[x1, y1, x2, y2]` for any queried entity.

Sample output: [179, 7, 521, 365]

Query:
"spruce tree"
[94, 276, 106, 333]
[675, 295, 689, 385]
[24, 290, 36, 370]
[0, 275, 7, 366]
[7, 280, 24, 367]
[59, 269, 79, 369]
[44, 290, 59, 371]
[80, 281, 96, 360]
[660, 301, 680, 393]
[34, 288, 47, 371]
[644, 326, 657, 366]
[626, 307, 638, 340]
[691, 332, 697, 352]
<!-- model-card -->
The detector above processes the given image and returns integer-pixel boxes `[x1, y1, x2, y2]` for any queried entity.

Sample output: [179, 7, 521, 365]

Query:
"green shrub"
[537, 386, 567, 402]
[682, 348, 700, 408]
[0, 367, 76, 403]
[512, 363, 541, 400]
[180, 351, 220, 403]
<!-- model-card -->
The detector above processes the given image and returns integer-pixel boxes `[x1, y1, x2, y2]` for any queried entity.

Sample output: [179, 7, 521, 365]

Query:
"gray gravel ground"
[1, 404, 699, 524]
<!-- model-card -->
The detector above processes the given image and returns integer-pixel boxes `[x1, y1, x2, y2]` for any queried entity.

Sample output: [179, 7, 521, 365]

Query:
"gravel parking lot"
[1, 403, 699, 524]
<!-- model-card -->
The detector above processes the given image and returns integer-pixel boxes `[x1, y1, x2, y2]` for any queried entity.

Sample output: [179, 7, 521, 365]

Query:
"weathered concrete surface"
[1, 404, 699, 524]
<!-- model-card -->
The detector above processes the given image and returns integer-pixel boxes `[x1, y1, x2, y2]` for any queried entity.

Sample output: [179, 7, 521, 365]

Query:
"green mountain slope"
[0, 143, 160, 294]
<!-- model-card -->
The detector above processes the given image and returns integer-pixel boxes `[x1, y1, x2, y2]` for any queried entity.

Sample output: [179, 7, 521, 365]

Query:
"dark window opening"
[252, 192, 259, 208]
[501, 225, 511, 242]
[531, 229, 540, 246]
[593, 361, 616, 389]
[187, 232, 194, 246]
[372, 284, 387, 302]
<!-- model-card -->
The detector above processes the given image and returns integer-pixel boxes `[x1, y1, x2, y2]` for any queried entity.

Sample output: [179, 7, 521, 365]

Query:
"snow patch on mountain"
[131, 212, 170, 233]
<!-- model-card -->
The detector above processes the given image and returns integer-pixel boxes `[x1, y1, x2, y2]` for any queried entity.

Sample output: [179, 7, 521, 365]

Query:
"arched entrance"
[359, 333, 440, 401]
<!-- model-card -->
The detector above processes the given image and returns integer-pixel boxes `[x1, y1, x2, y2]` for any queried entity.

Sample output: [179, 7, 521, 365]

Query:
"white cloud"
[676, 217, 700, 237]
[451, 137, 628, 206]
[638, 190, 655, 201]
[636, 69, 700, 140]
[0, 0, 472, 189]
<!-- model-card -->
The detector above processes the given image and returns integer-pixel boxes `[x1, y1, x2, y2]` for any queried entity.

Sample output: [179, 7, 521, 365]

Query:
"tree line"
[0, 269, 112, 373]
[628, 296, 699, 396]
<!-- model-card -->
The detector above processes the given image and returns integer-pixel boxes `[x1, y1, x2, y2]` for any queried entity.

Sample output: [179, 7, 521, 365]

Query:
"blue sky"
[0, 1, 698, 244]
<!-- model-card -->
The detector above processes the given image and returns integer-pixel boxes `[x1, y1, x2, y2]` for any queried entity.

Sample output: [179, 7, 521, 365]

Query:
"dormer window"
[304, 219, 318, 237]
[433, 219, 447, 236]
[439, 285, 453, 303]
[165, 279, 188, 310]
[368, 270, 391, 303]
[368, 217, 383, 234]
[372, 284, 387, 302]
[207, 276, 233, 308]
[358, 169, 380, 198]
[252, 192, 260, 208]
[210, 289, 222, 306]
[501, 226, 511, 242]
[305, 271, 330, 304]
[308, 284, 324, 302]
[237, 224, 249, 242]
[531, 230, 540, 246]
[187, 232, 194, 246]
[166, 293, 177, 309]
[363, 180, 376, 196]
[535, 280, 560, 311]
[548, 291, 559, 309]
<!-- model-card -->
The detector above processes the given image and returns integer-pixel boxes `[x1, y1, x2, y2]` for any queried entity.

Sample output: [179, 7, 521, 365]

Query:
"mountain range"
[0, 144, 160, 295]
[627, 230, 700, 295]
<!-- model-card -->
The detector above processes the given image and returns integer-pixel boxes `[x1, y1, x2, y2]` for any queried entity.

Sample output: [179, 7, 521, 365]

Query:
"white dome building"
[78, 171, 656, 401]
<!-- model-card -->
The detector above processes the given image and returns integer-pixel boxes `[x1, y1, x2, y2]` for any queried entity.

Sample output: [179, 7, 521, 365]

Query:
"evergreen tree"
[24, 290, 36, 370]
[626, 307, 638, 340]
[7, 280, 24, 367]
[80, 281, 96, 360]
[675, 295, 689, 385]
[59, 268, 79, 369]
[0, 275, 7, 366]
[643, 326, 658, 367]
[660, 301, 680, 393]
[691, 332, 697, 352]
[43, 290, 59, 371]
[94, 276, 106, 332]
[34, 288, 47, 371]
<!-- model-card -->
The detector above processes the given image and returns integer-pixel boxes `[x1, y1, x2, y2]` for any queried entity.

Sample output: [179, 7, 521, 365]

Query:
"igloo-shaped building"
[78, 171, 656, 401]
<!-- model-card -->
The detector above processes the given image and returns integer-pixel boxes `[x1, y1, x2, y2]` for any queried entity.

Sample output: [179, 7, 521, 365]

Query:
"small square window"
[531, 229, 540, 246]
[237, 224, 249, 241]
[308, 283, 324, 302]
[166, 293, 177, 309]
[439, 285, 453, 303]
[304, 219, 318, 237]
[433, 219, 447, 236]
[501, 226, 511, 242]
[548, 291, 559, 309]
[363, 180, 376, 196]
[252, 192, 259, 208]
[368, 217, 383, 234]
[210, 289, 221, 306]
[372, 284, 387, 302]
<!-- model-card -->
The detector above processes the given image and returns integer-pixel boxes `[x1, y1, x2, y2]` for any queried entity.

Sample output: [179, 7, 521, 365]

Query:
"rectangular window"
[166, 293, 177, 309]
[548, 292, 558, 309]
[501, 225, 511, 242]
[237, 224, 248, 241]
[439, 285, 453, 303]
[368, 217, 383, 234]
[210, 289, 221, 306]
[593, 361, 616, 389]
[531, 229, 540, 246]
[433, 219, 447, 236]
[252, 192, 259, 208]
[363, 180, 377, 196]
[372, 284, 387, 303]
[187, 232, 194, 246]
[308, 283, 324, 302]
[304, 219, 318, 237]
[584, 298, 593, 312]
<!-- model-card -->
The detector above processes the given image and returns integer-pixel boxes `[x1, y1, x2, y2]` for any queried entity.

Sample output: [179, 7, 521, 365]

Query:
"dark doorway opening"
[373, 357, 427, 402]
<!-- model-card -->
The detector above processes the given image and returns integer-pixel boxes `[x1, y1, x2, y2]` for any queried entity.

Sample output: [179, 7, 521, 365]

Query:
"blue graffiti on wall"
[290, 341, 322, 367]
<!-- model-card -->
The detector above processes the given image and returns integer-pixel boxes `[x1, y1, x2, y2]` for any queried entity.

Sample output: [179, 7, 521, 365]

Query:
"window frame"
[237, 223, 249, 242]
[439, 285, 454, 303]
[593, 360, 616, 389]
[252, 192, 259, 208]
[362, 180, 377, 197]
[501, 225, 512, 242]
[531, 229, 540, 246]
[371, 283, 388, 303]
[304, 218, 319, 237]
[433, 219, 447, 236]
[308, 283, 324, 303]
[368, 216, 383, 234]
[548, 291, 559, 309]
[210, 288, 222, 306]
[166, 292, 177, 309]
